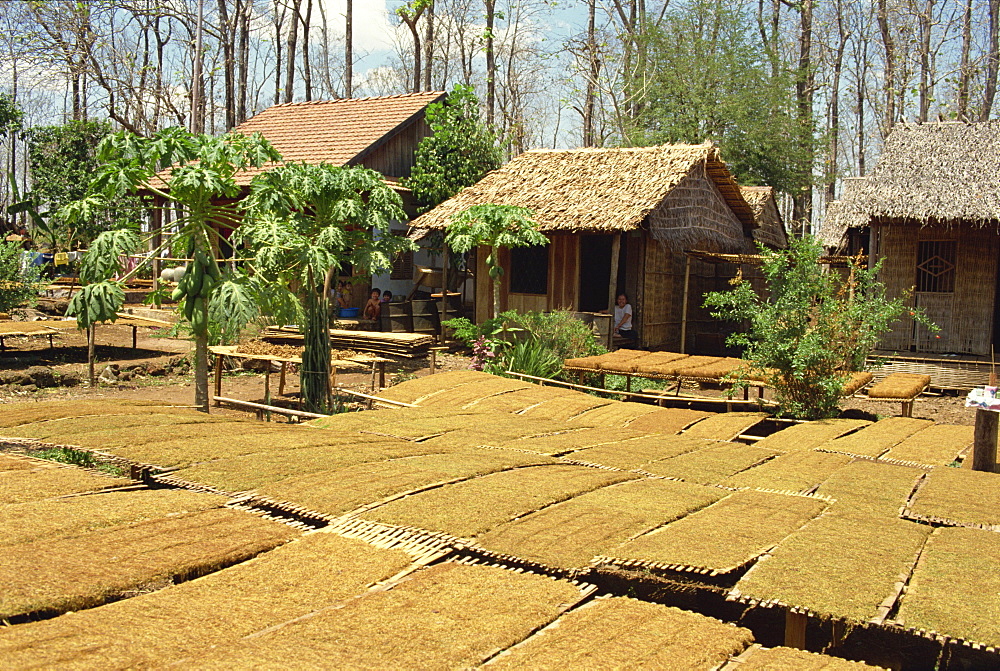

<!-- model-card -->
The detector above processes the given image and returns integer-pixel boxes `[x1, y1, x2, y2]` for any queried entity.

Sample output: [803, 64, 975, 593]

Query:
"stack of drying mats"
[264, 326, 435, 358]
[0, 371, 993, 668]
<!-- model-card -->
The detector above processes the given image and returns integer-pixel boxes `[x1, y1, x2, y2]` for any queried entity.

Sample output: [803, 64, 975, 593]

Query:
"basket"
[338, 307, 360, 318]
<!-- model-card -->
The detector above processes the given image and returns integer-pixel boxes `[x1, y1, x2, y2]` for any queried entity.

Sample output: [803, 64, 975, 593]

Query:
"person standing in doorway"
[613, 293, 638, 348]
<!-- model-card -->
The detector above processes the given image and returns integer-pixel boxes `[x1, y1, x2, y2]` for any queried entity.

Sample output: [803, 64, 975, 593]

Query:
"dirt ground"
[0, 313, 977, 426]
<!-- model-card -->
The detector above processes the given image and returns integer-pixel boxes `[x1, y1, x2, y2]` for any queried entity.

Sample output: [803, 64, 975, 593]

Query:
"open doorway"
[578, 234, 627, 312]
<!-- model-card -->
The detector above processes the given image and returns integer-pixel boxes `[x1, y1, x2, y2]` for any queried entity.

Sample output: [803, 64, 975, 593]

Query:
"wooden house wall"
[354, 117, 432, 178]
[877, 222, 999, 355]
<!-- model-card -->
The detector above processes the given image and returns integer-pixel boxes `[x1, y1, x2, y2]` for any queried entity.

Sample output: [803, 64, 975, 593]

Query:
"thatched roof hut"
[740, 186, 787, 249]
[821, 121, 1000, 356]
[411, 144, 756, 253]
[412, 143, 763, 352]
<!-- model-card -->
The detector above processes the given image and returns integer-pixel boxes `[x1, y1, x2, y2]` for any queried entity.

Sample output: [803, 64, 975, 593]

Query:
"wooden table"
[208, 346, 391, 406]
[0, 320, 78, 351]
[112, 314, 175, 348]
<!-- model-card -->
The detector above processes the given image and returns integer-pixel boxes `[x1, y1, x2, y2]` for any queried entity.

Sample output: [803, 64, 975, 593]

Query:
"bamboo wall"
[877, 222, 999, 356]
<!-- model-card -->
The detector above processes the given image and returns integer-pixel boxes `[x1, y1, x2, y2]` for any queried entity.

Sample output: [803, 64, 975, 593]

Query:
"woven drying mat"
[903, 467, 1000, 529]
[0, 507, 297, 621]
[310, 407, 482, 440]
[0, 399, 202, 429]
[567, 401, 665, 427]
[167, 436, 434, 494]
[415, 377, 534, 410]
[816, 460, 926, 519]
[0, 533, 415, 668]
[639, 442, 779, 486]
[4, 412, 225, 443]
[464, 387, 570, 413]
[617, 351, 690, 373]
[359, 464, 637, 538]
[477, 478, 725, 570]
[674, 357, 745, 380]
[842, 371, 875, 396]
[503, 427, 650, 455]
[376, 369, 494, 405]
[754, 418, 871, 453]
[817, 417, 935, 458]
[630, 355, 717, 378]
[518, 394, 614, 422]
[723, 450, 852, 492]
[0, 488, 226, 547]
[895, 527, 1000, 649]
[487, 596, 754, 669]
[593, 349, 653, 372]
[180, 561, 588, 669]
[235, 339, 304, 359]
[0, 457, 133, 505]
[882, 424, 974, 467]
[566, 435, 719, 471]
[605, 490, 828, 577]
[733, 645, 889, 670]
[254, 449, 554, 518]
[626, 408, 712, 434]
[730, 514, 930, 622]
[683, 412, 768, 441]
[867, 373, 931, 400]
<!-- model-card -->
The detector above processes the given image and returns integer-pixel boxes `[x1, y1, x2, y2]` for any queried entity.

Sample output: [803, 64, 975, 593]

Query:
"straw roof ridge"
[410, 143, 755, 234]
[824, 121, 1000, 234]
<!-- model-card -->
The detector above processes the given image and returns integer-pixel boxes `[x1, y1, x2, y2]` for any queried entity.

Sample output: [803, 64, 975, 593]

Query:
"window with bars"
[916, 240, 956, 293]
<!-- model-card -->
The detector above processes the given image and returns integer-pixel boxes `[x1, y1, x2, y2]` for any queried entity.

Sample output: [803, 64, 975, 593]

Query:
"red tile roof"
[229, 91, 446, 185]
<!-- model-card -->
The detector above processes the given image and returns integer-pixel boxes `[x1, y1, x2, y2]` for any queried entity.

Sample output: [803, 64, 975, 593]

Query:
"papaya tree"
[59, 127, 281, 409]
[242, 163, 414, 413]
[443, 204, 545, 318]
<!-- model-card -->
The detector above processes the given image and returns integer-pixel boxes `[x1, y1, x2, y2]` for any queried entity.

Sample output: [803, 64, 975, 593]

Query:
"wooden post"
[608, 234, 621, 312]
[784, 610, 808, 649]
[278, 362, 287, 396]
[973, 408, 998, 472]
[377, 361, 386, 390]
[679, 255, 691, 354]
[87, 324, 96, 387]
[132, 325, 138, 349]
[440, 244, 450, 344]
[213, 354, 223, 407]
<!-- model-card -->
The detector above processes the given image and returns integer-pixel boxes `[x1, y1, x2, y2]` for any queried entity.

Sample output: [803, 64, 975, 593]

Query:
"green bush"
[704, 237, 936, 420]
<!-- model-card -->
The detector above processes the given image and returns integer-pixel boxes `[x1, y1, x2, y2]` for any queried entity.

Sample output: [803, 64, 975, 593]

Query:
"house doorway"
[578, 234, 626, 312]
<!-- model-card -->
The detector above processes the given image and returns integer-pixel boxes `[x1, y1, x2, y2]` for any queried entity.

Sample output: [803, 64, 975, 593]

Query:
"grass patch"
[28, 446, 125, 477]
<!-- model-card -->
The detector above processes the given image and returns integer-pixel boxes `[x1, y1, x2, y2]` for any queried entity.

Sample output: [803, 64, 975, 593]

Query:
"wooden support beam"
[213, 354, 223, 408]
[278, 362, 287, 396]
[608, 234, 621, 313]
[784, 610, 808, 649]
[680, 255, 691, 354]
[212, 396, 329, 419]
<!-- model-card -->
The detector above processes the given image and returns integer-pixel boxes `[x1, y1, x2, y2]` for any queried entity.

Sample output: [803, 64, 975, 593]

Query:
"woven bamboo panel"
[375, 369, 496, 404]
[736, 646, 888, 670]
[617, 350, 689, 373]
[753, 419, 871, 452]
[626, 408, 711, 434]
[360, 464, 637, 538]
[609, 490, 828, 574]
[0, 508, 297, 621]
[0, 489, 226, 547]
[256, 450, 555, 517]
[905, 467, 1000, 528]
[309, 407, 483, 439]
[878, 226, 917, 351]
[477, 478, 725, 569]
[818, 417, 935, 458]
[674, 357, 745, 380]
[950, 226, 999, 356]
[816, 461, 925, 518]
[683, 412, 768, 441]
[182, 562, 584, 669]
[723, 451, 853, 492]
[169, 437, 435, 494]
[567, 401, 665, 427]
[488, 597, 754, 669]
[896, 527, 1000, 648]
[502, 427, 651, 455]
[413, 377, 534, 410]
[2, 412, 222, 443]
[732, 515, 930, 621]
[464, 387, 579, 413]
[0, 459, 132, 504]
[567, 435, 720, 471]
[0, 399, 184, 429]
[640, 443, 779, 485]
[632, 355, 722, 378]
[518, 395, 615, 422]
[868, 355, 991, 391]
[0, 533, 414, 668]
[882, 424, 973, 466]
[594, 350, 653, 372]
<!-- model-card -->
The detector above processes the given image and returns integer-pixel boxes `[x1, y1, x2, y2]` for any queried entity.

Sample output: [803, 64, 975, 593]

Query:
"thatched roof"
[409, 144, 754, 234]
[824, 121, 1000, 239]
[819, 177, 866, 248]
[740, 186, 787, 249]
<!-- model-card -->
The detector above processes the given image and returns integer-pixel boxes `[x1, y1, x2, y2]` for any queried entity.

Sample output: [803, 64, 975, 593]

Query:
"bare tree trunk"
[877, 0, 896, 134]
[828, 0, 847, 203]
[301, 0, 313, 101]
[284, 0, 300, 103]
[273, 0, 286, 104]
[192, 0, 205, 133]
[345, 0, 353, 97]
[236, 0, 250, 123]
[793, 0, 814, 233]
[916, 0, 933, 122]
[88, 325, 96, 387]
[485, 0, 496, 126]
[399, 7, 424, 94]
[423, 1, 434, 91]
[582, 0, 597, 147]
[217, 0, 235, 129]
[958, 0, 972, 119]
[982, 0, 1000, 121]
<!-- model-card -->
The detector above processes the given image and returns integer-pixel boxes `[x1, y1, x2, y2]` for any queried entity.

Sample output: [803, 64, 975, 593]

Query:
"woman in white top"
[613, 293, 638, 347]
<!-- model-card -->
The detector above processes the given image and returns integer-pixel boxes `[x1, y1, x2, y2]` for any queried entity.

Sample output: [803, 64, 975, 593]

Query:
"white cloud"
[314, 0, 397, 54]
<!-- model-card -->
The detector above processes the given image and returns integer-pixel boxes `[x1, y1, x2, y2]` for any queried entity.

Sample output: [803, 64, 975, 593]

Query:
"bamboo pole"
[608, 234, 621, 312]
[679, 255, 692, 354]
